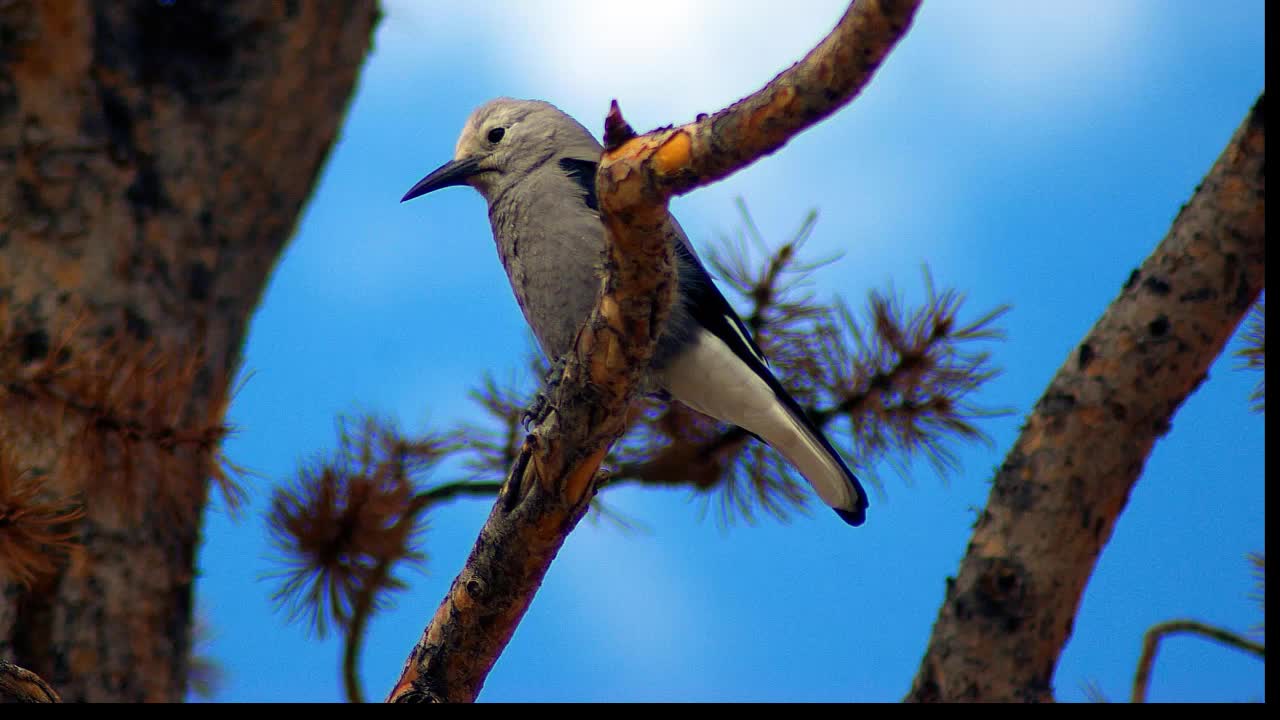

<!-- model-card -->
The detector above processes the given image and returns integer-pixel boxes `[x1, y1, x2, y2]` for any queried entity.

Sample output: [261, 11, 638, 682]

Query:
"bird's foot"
[522, 356, 568, 430]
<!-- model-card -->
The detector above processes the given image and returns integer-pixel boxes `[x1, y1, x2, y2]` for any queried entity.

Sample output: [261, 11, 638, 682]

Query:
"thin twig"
[419, 480, 505, 505]
[340, 481, 501, 702]
[1131, 620, 1265, 702]
[342, 552, 393, 703]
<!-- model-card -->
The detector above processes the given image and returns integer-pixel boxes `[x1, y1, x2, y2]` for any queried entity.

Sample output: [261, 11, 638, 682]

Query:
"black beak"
[401, 156, 482, 202]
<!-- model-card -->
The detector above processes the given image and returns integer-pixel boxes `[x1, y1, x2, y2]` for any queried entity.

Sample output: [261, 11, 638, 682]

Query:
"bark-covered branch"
[595, 0, 920, 202]
[383, 125, 677, 701]
[384, 0, 921, 703]
[908, 94, 1266, 702]
[0, 660, 60, 703]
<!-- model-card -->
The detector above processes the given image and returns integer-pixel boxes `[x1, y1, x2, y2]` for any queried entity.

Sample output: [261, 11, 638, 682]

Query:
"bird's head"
[401, 98, 599, 203]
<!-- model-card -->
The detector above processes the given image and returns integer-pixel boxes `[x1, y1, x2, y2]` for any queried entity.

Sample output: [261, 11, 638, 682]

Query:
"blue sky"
[195, 1, 1266, 702]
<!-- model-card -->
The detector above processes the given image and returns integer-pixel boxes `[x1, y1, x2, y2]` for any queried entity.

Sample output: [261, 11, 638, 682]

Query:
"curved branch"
[384, 0, 921, 703]
[0, 660, 61, 702]
[908, 95, 1265, 702]
[1131, 620, 1265, 703]
[601, 0, 921, 199]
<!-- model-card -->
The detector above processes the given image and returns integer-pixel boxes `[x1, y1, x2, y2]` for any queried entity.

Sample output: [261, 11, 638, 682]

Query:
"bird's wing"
[556, 156, 867, 524]
[664, 218, 869, 524]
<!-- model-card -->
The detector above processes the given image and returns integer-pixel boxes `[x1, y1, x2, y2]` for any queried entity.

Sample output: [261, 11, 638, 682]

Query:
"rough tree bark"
[0, 1, 377, 701]
[385, 0, 922, 703]
[907, 95, 1265, 702]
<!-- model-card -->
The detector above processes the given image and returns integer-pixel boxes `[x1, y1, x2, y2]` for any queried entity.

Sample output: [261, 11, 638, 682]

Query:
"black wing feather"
[558, 158, 599, 211]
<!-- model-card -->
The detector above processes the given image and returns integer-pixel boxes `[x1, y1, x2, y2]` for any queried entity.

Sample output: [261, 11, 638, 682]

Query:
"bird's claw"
[521, 395, 552, 429]
[522, 357, 567, 430]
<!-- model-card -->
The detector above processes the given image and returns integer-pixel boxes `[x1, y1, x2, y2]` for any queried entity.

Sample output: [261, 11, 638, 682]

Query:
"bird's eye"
[487, 127, 506, 143]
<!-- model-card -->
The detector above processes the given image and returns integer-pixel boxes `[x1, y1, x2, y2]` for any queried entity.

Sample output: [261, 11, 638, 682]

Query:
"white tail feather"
[656, 329, 858, 512]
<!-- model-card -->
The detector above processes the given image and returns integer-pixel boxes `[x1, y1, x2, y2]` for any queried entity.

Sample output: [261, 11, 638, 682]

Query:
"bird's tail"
[758, 396, 869, 526]
[655, 328, 869, 526]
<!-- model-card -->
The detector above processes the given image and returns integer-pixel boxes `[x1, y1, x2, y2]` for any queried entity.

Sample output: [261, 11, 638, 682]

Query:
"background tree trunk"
[0, 1, 377, 701]
[907, 95, 1265, 702]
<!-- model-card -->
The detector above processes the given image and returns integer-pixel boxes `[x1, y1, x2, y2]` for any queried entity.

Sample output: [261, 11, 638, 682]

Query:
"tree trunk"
[0, 1, 377, 701]
[907, 94, 1265, 702]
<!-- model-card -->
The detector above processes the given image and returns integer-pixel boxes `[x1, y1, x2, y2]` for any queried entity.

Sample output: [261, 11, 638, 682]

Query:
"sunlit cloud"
[380, 0, 1150, 123]
[380, 0, 849, 125]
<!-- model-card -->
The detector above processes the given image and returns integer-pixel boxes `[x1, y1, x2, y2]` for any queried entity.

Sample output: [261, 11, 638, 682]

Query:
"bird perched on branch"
[401, 98, 868, 526]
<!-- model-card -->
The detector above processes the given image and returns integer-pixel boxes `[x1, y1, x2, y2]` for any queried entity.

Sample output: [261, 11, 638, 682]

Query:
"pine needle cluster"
[0, 317, 242, 522]
[0, 449, 83, 587]
[1236, 297, 1264, 411]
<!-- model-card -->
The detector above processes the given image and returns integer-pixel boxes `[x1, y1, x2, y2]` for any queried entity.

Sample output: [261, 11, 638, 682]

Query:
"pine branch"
[1131, 620, 1265, 703]
[1236, 297, 1264, 411]
[265, 419, 454, 630]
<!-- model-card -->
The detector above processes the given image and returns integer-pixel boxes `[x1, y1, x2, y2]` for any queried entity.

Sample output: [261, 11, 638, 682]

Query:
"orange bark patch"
[587, 295, 627, 385]
[603, 132, 664, 164]
[653, 132, 692, 176]
[598, 295, 621, 325]
[564, 447, 607, 506]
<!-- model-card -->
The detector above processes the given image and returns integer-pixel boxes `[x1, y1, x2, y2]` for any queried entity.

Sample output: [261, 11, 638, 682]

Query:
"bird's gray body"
[403, 98, 868, 526]
[477, 101, 698, 372]
[486, 160, 606, 362]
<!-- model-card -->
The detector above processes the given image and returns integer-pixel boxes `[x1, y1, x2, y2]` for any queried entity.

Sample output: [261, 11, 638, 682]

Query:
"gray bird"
[402, 98, 868, 526]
